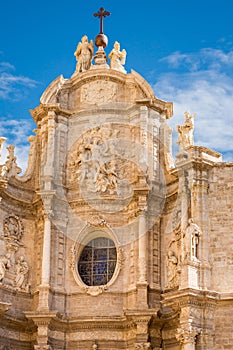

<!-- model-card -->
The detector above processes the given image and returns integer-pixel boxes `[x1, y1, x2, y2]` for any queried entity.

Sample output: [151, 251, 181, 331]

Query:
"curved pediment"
[38, 68, 173, 118]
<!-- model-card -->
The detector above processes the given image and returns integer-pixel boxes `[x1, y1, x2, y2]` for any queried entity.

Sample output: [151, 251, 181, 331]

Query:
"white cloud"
[154, 48, 233, 161]
[0, 60, 37, 100]
[161, 48, 233, 72]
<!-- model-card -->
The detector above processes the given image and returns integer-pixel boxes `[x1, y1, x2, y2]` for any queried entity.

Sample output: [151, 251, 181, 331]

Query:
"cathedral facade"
[0, 20, 233, 350]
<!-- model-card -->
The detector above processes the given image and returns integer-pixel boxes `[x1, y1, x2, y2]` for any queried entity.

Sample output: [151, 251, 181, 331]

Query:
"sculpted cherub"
[74, 35, 94, 73]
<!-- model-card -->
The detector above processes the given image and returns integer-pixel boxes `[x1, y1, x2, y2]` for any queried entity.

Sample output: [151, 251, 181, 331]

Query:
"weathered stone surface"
[0, 37, 232, 350]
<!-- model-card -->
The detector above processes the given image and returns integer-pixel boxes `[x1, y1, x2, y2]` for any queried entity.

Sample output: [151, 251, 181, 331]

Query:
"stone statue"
[166, 250, 179, 288]
[14, 256, 29, 292]
[74, 35, 94, 73]
[109, 41, 127, 73]
[0, 254, 11, 282]
[185, 218, 202, 260]
[1, 145, 22, 178]
[177, 111, 196, 152]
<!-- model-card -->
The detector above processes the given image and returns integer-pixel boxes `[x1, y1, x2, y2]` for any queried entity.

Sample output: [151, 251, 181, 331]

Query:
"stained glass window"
[78, 237, 117, 286]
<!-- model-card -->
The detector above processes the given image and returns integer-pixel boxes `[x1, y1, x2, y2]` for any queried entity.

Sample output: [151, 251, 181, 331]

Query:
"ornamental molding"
[80, 80, 118, 104]
[176, 324, 201, 345]
[70, 226, 124, 296]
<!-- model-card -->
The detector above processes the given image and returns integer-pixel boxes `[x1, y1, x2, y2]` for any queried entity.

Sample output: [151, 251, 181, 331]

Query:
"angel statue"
[74, 35, 94, 73]
[109, 41, 127, 73]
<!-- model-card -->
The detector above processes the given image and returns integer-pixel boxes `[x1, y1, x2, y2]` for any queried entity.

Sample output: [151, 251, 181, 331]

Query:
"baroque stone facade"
[0, 32, 232, 350]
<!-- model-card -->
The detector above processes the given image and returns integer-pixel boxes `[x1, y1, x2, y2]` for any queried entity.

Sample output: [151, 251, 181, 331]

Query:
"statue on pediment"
[74, 35, 94, 73]
[109, 41, 127, 73]
[177, 111, 196, 152]
[1, 145, 22, 179]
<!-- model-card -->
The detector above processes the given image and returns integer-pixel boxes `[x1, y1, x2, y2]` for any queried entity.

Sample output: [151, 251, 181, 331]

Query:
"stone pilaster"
[137, 209, 148, 309]
[37, 190, 56, 311]
[138, 211, 147, 283]
[43, 110, 56, 190]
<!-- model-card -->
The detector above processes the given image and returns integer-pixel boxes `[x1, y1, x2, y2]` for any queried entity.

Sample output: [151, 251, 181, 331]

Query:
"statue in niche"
[185, 218, 202, 261]
[166, 250, 180, 288]
[177, 111, 196, 152]
[0, 254, 11, 282]
[74, 35, 94, 73]
[109, 41, 127, 73]
[14, 256, 30, 292]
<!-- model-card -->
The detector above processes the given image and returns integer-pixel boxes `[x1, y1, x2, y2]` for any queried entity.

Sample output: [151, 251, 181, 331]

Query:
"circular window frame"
[70, 226, 124, 296]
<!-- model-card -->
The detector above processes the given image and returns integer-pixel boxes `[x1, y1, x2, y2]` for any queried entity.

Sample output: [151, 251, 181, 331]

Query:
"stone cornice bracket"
[176, 324, 201, 345]
[30, 104, 72, 125]
[132, 315, 152, 344]
[24, 310, 57, 350]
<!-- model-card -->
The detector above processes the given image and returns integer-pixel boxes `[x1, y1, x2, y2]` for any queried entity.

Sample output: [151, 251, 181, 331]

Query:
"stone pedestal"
[92, 46, 109, 69]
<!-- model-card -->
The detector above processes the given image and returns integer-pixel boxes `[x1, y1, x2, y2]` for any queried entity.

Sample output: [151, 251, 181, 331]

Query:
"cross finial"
[94, 7, 111, 34]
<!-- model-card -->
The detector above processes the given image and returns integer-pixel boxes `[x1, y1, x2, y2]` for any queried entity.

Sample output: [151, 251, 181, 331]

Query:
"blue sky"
[0, 0, 233, 170]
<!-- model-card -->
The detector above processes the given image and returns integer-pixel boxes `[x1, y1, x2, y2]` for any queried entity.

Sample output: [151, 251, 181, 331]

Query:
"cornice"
[30, 104, 72, 124]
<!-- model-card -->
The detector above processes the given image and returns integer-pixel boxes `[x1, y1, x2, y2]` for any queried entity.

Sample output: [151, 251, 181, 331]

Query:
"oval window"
[78, 237, 117, 286]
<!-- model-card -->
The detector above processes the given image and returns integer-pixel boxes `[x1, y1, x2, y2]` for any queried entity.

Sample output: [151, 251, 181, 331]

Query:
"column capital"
[176, 324, 201, 344]
[37, 190, 56, 216]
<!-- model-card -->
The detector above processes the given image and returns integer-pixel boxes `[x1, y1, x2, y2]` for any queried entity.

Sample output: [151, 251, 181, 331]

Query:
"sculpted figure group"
[74, 36, 127, 73]
[0, 215, 30, 292]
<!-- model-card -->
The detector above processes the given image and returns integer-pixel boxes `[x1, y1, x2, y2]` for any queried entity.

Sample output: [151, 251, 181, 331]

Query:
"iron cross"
[94, 7, 111, 34]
